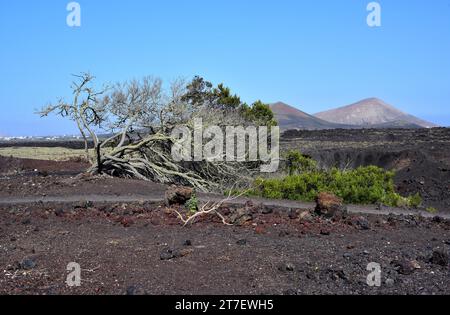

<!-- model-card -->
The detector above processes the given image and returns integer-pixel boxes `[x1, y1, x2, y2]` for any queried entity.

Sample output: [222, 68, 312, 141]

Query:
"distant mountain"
[270, 102, 353, 130]
[314, 98, 438, 128]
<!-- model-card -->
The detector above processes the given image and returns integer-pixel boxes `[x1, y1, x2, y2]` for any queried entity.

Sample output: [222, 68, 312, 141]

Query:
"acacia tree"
[39, 73, 276, 192]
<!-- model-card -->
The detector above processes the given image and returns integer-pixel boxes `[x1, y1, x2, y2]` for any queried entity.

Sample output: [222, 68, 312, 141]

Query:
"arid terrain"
[282, 128, 450, 213]
[0, 128, 449, 295]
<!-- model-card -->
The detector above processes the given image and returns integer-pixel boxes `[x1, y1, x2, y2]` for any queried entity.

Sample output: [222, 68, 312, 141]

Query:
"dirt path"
[1, 193, 448, 219]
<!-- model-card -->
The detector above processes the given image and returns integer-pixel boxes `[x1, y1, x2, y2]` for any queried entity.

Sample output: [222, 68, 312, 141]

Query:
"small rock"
[430, 248, 449, 266]
[160, 247, 193, 260]
[54, 209, 65, 217]
[183, 240, 192, 246]
[229, 208, 253, 226]
[288, 209, 299, 220]
[261, 207, 273, 215]
[352, 216, 370, 230]
[21, 218, 31, 225]
[255, 226, 266, 235]
[299, 210, 314, 222]
[121, 217, 134, 228]
[236, 239, 247, 246]
[343, 253, 352, 259]
[20, 258, 37, 270]
[320, 229, 331, 236]
[278, 263, 295, 272]
[385, 278, 395, 287]
[391, 259, 416, 275]
[125, 286, 146, 295]
[160, 249, 175, 260]
[165, 186, 194, 206]
[315, 192, 347, 219]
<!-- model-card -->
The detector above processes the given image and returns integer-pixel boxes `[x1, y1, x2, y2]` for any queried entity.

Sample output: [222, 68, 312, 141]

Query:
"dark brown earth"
[0, 156, 449, 295]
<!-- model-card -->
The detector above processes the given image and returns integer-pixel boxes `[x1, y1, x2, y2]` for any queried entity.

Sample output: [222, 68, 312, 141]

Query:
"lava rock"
[261, 207, 273, 215]
[352, 216, 370, 230]
[229, 208, 253, 226]
[288, 209, 299, 220]
[19, 258, 37, 270]
[385, 278, 395, 287]
[165, 186, 194, 206]
[315, 192, 347, 219]
[430, 248, 449, 266]
[278, 263, 295, 272]
[299, 210, 314, 222]
[125, 285, 146, 295]
[236, 239, 247, 246]
[391, 259, 417, 275]
[21, 218, 31, 225]
[160, 248, 193, 261]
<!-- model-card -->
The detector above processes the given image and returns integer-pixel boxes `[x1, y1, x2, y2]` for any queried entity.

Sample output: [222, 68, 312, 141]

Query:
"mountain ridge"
[314, 98, 438, 128]
[270, 99, 438, 130]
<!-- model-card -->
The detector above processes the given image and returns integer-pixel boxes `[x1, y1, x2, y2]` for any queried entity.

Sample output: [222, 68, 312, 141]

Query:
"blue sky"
[1, 0, 450, 136]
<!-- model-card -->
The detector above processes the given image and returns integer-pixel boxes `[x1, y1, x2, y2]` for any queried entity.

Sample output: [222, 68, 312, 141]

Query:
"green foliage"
[283, 150, 318, 175]
[186, 193, 199, 215]
[426, 207, 438, 214]
[212, 84, 242, 110]
[242, 100, 278, 127]
[181, 77, 277, 126]
[250, 165, 422, 208]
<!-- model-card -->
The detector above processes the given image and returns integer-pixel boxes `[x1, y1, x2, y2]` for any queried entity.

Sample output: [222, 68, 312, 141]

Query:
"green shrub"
[426, 207, 438, 214]
[250, 165, 421, 207]
[284, 150, 318, 175]
[186, 193, 199, 215]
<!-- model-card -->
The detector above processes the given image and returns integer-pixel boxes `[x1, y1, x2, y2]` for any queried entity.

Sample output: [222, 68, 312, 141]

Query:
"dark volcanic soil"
[0, 199, 449, 295]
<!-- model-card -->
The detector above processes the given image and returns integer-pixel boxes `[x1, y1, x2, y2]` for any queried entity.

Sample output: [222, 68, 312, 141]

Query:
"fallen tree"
[39, 73, 277, 192]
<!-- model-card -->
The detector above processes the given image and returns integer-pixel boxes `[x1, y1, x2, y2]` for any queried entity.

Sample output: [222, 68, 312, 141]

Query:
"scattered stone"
[385, 278, 395, 287]
[299, 210, 314, 222]
[278, 263, 295, 272]
[391, 259, 416, 275]
[352, 216, 370, 230]
[160, 248, 193, 261]
[432, 216, 443, 223]
[430, 248, 449, 266]
[165, 186, 194, 206]
[261, 207, 273, 215]
[255, 225, 266, 235]
[54, 208, 65, 217]
[121, 217, 134, 228]
[288, 209, 299, 220]
[236, 239, 247, 246]
[21, 218, 31, 225]
[125, 285, 146, 295]
[315, 192, 347, 219]
[160, 249, 175, 260]
[19, 258, 37, 270]
[229, 208, 253, 226]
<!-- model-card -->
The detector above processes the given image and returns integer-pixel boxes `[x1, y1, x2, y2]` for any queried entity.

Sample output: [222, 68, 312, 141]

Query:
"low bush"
[250, 162, 422, 208]
[283, 150, 318, 175]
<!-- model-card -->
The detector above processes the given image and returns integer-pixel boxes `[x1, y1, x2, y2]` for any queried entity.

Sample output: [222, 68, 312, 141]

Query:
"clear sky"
[1, 0, 450, 136]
